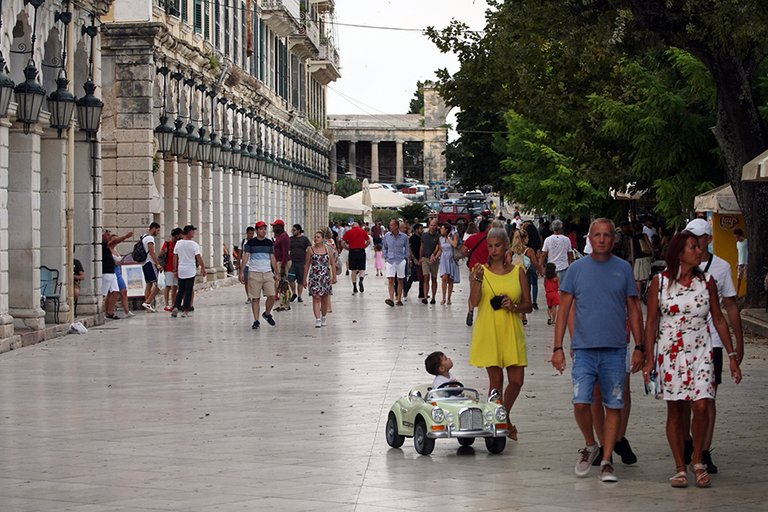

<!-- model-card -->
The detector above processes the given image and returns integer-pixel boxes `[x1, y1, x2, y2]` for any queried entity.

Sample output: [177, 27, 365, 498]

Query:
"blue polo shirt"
[382, 231, 409, 264]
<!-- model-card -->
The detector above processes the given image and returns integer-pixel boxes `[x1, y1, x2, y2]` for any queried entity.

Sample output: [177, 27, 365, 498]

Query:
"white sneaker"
[142, 303, 156, 313]
[126, 311, 135, 317]
[315, 319, 322, 328]
[321, 316, 327, 327]
[575, 444, 600, 477]
[599, 461, 618, 482]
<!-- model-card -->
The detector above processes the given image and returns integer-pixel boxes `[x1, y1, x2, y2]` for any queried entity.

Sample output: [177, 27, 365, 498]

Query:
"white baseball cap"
[684, 218, 712, 237]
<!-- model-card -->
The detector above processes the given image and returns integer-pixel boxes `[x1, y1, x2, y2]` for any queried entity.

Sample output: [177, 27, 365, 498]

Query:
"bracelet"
[634, 345, 645, 353]
[553, 346, 563, 353]
[728, 351, 738, 358]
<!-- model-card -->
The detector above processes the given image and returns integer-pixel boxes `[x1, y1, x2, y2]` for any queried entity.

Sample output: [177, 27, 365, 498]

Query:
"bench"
[40, 265, 63, 323]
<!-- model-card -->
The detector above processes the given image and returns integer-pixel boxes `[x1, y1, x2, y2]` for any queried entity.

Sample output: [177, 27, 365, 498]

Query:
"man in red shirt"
[272, 219, 291, 280]
[461, 219, 491, 326]
[343, 221, 370, 294]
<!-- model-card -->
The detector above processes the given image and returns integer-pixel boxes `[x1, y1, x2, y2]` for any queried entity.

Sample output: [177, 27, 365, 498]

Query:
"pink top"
[375, 251, 384, 268]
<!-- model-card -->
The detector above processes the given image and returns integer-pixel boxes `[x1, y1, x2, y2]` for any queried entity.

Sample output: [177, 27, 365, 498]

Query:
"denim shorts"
[572, 347, 627, 409]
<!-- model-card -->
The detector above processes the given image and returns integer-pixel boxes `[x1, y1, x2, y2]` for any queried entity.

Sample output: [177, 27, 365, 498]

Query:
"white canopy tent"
[347, 183, 412, 208]
[328, 194, 371, 216]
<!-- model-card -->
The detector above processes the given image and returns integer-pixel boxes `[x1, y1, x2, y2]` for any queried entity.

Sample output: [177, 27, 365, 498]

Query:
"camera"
[490, 295, 504, 310]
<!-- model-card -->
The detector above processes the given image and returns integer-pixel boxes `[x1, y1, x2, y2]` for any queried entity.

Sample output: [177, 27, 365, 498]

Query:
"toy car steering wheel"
[438, 381, 464, 389]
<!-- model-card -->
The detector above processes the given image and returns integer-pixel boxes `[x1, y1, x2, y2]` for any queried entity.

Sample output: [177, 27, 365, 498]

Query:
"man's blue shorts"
[572, 347, 627, 409]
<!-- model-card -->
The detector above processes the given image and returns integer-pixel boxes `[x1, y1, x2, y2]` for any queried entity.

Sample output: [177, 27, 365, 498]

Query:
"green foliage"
[397, 203, 428, 222]
[500, 111, 605, 220]
[329, 212, 362, 226]
[333, 178, 361, 198]
[408, 80, 426, 115]
[373, 208, 400, 225]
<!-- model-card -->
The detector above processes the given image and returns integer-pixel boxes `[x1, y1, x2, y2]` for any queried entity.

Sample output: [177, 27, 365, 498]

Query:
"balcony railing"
[261, 0, 301, 22]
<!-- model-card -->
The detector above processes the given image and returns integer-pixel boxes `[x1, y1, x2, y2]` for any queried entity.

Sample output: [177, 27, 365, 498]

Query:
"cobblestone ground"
[1, 270, 767, 511]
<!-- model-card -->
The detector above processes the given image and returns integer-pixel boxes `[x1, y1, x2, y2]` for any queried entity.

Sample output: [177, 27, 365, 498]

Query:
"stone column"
[201, 163, 215, 278]
[190, 161, 202, 231]
[222, 170, 232, 274]
[231, 170, 241, 247]
[177, 160, 190, 225]
[395, 140, 404, 184]
[371, 141, 380, 183]
[0, 120, 17, 349]
[241, 172, 249, 231]
[211, 168, 225, 279]
[330, 144, 337, 182]
[7, 127, 45, 330]
[73, 136, 101, 318]
[39, 131, 69, 323]
[347, 141, 356, 179]
[163, 159, 178, 231]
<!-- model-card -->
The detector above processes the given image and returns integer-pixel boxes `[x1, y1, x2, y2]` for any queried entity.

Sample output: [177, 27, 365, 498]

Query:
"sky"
[326, 0, 490, 119]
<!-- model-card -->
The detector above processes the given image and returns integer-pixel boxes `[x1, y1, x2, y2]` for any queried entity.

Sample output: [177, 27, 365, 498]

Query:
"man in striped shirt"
[240, 221, 278, 329]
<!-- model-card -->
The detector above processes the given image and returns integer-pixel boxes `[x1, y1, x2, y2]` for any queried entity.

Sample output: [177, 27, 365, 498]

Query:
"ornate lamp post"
[75, 17, 103, 137]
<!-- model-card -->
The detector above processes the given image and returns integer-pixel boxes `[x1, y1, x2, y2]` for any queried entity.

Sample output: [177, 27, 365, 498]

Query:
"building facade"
[1, 0, 113, 352]
[328, 85, 448, 184]
[0, 0, 338, 353]
[101, 0, 337, 279]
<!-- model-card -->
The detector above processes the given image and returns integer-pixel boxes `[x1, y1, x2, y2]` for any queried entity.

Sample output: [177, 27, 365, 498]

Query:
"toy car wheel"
[413, 420, 435, 455]
[458, 437, 475, 447]
[485, 436, 506, 454]
[385, 412, 405, 448]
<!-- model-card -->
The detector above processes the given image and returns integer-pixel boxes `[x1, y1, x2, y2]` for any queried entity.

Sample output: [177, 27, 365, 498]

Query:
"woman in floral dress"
[643, 232, 742, 489]
[304, 231, 337, 328]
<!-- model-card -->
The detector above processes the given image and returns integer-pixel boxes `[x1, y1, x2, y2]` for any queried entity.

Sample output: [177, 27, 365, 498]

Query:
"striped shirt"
[244, 237, 274, 273]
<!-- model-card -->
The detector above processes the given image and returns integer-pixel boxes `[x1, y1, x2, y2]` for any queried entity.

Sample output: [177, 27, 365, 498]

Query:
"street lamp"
[154, 64, 172, 153]
[230, 138, 241, 170]
[218, 135, 230, 167]
[196, 126, 210, 162]
[75, 19, 103, 137]
[184, 122, 199, 160]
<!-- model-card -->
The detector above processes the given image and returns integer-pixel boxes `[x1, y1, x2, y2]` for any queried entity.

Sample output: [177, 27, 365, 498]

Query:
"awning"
[694, 184, 741, 214]
[347, 184, 412, 208]
[742, 149, 768, 181]
[328, 194, 371, 215]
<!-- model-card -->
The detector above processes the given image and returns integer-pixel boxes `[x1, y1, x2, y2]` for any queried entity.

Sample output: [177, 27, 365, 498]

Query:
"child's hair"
[374, 243, 383, 251]
[545, 262, 557, 280]
[424, 351, 444, 376]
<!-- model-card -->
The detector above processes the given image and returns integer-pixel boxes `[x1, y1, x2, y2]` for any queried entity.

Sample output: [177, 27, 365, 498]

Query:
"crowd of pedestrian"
[93, 203, 747, 489]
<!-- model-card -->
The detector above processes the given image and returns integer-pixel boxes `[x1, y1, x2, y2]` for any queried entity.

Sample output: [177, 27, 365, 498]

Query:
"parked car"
[467, 201, 492, 218]
[461, 190, 486, 201]
[386, 385, 510, 455]
[437, 203, 473, 225]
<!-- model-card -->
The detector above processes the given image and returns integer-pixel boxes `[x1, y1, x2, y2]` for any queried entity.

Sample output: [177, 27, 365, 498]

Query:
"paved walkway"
[1, 270, 767, 511]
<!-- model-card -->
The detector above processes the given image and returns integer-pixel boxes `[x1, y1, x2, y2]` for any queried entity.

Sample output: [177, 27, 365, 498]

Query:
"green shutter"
[194, 0, 202, 33]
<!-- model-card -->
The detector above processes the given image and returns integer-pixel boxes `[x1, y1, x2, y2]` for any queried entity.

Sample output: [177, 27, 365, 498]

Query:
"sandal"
[670, 470, 688, 488]
[507, 424, 518, 441]
[692, 463, 711, 488]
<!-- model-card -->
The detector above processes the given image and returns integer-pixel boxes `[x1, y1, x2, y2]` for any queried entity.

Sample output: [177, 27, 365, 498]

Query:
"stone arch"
[10, 10, 31, 85]
[42, 26, 62, 94]
[72, 38, 88, 94]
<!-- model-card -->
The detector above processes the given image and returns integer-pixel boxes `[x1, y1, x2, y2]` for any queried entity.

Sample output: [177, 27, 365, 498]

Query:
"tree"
[398, 202, 428, 222]
[408, 80, 433, 115]
[334, 178, 361, 198]
[428, 0, 768, 304]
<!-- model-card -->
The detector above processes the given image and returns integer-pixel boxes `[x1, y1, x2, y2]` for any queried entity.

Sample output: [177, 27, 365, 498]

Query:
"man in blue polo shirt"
[551, 218, 644, 483]
[240, 221, 278, 329]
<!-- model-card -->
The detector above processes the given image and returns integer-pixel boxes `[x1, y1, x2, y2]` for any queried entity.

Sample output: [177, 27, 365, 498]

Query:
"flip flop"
[692, 464, 711, 488]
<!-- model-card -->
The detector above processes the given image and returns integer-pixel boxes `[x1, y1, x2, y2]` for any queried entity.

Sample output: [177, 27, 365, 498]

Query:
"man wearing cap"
[683, 218, 745, 473]
[240, 221, 278, 329]
[171, 225, 206, 317]
[342, 221, 370, 294]
[272, 219, 291, 280]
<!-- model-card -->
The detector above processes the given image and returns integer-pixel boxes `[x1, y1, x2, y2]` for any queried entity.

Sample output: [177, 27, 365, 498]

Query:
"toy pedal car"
[385, 384, 509, 455]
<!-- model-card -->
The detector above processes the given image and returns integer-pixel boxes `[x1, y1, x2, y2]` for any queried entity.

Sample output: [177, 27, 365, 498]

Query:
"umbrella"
[348, 183, 412, 208]
[328, 194, 371, 215]
[361, 179, 373, 223]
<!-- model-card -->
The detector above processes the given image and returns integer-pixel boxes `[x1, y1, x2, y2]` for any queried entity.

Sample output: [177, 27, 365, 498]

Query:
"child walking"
[374, 243, 384, 276]
[544, 262, 560, 326]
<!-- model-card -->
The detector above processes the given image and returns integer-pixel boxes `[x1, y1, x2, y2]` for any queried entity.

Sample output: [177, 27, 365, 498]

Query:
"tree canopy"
[427, 0, 768, 303]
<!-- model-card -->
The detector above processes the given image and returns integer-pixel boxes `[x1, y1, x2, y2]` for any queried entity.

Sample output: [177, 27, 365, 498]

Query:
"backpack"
[132, 235, 148, 263]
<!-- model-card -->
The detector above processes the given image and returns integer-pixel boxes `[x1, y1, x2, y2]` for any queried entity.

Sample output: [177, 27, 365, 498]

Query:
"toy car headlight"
[495, 406, 507, 422]
[445, 412, 454, 422]
[485, 411, 494, 422]
[431, 407, 445, 422]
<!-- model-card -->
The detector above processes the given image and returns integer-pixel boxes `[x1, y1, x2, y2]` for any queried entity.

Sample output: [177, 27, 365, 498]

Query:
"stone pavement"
[1, 270, 767, 512]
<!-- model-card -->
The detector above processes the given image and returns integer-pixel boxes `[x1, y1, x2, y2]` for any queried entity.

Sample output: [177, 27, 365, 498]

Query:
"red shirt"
[343, 226, 369, 250]
[273, 231, 291, 268]
[465, 232, 489, 270]
[162, 240, 176, 271]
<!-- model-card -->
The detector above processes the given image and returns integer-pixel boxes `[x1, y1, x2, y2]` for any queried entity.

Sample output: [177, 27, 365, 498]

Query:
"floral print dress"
[655, 272, 714, 401]
[307, 247, 332, 297]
